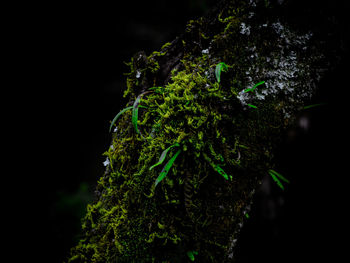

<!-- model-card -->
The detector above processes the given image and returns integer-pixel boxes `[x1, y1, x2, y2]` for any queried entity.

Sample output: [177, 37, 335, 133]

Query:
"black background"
[9, 0, 349, 262]
[17, 1, 217, 262]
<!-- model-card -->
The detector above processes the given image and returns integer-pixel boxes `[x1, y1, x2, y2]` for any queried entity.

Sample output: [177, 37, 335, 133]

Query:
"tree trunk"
[67, 0, 347, 262]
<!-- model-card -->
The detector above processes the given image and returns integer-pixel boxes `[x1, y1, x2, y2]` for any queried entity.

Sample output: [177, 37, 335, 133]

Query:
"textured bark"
[67, 0, 346, 262]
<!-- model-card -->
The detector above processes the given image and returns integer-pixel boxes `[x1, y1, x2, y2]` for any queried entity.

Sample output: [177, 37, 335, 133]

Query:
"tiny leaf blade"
[303, 103, 327, 110]
[109, 106, 133, 133]
[187, 251, 195, 261]
[269, 169, 290, 184]
[215, 165, 229, 180]
[247, 104, 257, 109]
[215, 64, 221, 83]
[155, 149, 181, 187]
[253, 80, 265, 89]
[132, 95, 142, 135]
[244, 80, 265, 93]
[215, 62, 228, 83]
[203, 153, 232, 181]
[149, 143, 180, 170]
[269, 170, 285, 190]
[131, 93, 149, 137]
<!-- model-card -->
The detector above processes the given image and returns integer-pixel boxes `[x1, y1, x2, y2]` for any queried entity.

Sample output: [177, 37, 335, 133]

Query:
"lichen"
[68, 1, 328, 262]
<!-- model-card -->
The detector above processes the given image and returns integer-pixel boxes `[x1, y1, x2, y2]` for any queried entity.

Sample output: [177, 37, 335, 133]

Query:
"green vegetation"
[154, 149, 182, 187]
[244, 81, 265, 93]
[109, 106, 133, 133]
[215, 62, 229, 83]
[203, 152, 232, 181]
[268, 169, 290, 190]
[187, 250, 199, 261]
[149, 143, 180, 171]
[303, 103, 327, 110]
[68, 0, 325, 262]
[247, 104, 257, 109]
[109, 105, 148, 133]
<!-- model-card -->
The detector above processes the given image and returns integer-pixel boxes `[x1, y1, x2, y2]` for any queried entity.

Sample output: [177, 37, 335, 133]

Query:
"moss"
[68, 1, 327, 262]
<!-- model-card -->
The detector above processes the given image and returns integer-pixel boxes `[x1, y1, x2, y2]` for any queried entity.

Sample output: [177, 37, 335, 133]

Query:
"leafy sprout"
[109, 104, 147, 133]
[268, 169, 289, 190]
[154, 149, 182, 187]
[186, 251, 198, 261]
[244, 80, 265, 93]
[109, 106, 133, 133]
[303, 103, 327, 110]
[247, 104, 257, 109]
[215, 62, 229, 83]
[214, 165, 231, 180]
[115, 91, 151, 137]
[149, 143, 180, 170]
[242, 81, 265, 109]
[203, 153, 232, 181]
[132, 94, 143, 136]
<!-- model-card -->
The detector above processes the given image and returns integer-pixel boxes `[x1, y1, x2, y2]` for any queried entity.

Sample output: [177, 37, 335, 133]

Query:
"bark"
[67, 0, 346, 262]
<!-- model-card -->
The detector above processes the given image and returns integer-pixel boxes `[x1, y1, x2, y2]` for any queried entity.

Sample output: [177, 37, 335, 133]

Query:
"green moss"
[68, 1, 325, 262]
[70, 65, 272, 262]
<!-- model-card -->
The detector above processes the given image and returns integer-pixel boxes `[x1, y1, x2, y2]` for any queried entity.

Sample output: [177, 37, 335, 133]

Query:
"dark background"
[13, 1, 348, 262]
[25, 1, 217, 262]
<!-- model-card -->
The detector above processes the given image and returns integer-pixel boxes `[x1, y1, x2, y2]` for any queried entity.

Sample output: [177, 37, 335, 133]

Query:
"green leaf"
[203, 153, 232, 181]
[155, 149, 181, 187]
[303, 103, 327, 110]
[269, 172, 284, 190]
[131, 92, 150, 137]
[214, 165, 230, 180]
[269, 169, 290, 183]
[215, 62, 228, 83]
[244, 80, 265, 93]
[109, 106, 133, 133]
[247, 104, 257, 109]
[268, 169, 289, 190]
[132, 95, 142, 135]
[149, 143, 180, 171]
[186, 251, 198, 261]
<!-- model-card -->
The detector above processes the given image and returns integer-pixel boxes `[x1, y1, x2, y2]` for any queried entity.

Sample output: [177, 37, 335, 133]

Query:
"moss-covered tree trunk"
[68, 0, 345, 262]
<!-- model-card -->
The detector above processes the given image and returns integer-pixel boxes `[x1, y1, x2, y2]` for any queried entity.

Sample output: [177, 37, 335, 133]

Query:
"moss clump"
[68, 1, 327, 262]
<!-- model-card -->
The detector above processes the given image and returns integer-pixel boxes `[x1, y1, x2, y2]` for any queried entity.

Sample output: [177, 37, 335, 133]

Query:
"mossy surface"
[68, 1, 328, 262]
